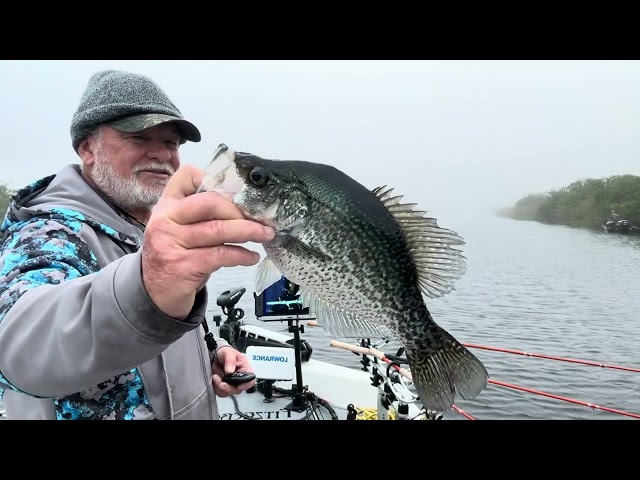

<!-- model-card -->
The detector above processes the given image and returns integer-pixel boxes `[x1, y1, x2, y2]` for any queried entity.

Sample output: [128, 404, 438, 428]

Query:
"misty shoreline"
[494, 174, 640, 230]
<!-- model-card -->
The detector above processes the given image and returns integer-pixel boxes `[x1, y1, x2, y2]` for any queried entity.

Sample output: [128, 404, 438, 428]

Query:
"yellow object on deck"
[353, 406, 397, 420]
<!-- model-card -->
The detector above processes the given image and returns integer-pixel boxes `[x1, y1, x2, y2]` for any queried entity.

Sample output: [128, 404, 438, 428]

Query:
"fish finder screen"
[255, 276, 313, 320]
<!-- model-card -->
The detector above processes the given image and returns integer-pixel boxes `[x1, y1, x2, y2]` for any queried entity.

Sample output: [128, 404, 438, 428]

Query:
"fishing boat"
[602, 217, 640, 235]
[215, 320, 431, 421]
[2, 284, 638, 421]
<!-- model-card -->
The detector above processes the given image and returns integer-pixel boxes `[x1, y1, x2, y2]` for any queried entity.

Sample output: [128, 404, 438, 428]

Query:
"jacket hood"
[1, 164, 142, 248]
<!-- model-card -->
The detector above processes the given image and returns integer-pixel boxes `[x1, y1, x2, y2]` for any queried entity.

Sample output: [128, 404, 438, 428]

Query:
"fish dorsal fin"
[299, 290, 399, 339]
[255, 256, 284, 295]
[372, 186, 467, 298]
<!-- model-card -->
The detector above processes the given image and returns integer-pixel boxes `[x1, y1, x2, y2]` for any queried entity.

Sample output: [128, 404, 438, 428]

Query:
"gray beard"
[89, 147, 173, 212]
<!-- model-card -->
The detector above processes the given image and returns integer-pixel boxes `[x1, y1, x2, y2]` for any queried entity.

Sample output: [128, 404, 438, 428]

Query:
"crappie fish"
[199, 143, 489, 412]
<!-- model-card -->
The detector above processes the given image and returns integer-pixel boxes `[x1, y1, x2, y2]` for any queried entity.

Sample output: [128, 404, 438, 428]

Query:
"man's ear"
[77, 133, 98, 167]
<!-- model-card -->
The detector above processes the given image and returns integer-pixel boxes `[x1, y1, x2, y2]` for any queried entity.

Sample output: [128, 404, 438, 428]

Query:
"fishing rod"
[329, 339, 640, 420]
[464, 343, 640, 373]
[452, 405, 475, 420]
[488, 379, 640, 419]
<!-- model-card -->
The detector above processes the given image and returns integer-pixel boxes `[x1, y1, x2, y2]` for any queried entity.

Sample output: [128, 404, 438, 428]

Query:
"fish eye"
[249, 167, 269, 187]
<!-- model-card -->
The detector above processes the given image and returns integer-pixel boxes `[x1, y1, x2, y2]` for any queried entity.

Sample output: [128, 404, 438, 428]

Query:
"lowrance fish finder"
[254, 276, 315, 322]
[253, 275, 316, 412]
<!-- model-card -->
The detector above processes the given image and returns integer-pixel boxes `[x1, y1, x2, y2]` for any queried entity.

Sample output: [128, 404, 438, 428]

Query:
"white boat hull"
[217, 356, 425, 420]
[217, 323, 427, 421]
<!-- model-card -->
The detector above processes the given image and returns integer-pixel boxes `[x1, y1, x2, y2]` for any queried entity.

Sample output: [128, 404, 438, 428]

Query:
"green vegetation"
[497, 174, 640, 229]
[0, 183, 13, 218]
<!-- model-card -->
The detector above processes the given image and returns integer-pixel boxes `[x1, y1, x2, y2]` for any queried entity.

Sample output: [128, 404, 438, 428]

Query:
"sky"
[1, 60, 639, 217]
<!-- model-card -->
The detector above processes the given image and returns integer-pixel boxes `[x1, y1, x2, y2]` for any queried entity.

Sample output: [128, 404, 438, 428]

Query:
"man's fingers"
[195, 244, 262, 269]
[174, 245, 259, 273]
[160, 164, 204, 200]
[211, 360, 224, 378]
[177, 219, 274, 248]
[167, 191, 247, 225]
[211, 374, 232, 397]
[212, 373, 255, 397]
[212, 375, 251, 397]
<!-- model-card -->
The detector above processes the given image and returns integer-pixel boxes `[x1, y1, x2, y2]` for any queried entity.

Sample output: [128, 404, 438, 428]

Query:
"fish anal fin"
[299, 290, 397, 339]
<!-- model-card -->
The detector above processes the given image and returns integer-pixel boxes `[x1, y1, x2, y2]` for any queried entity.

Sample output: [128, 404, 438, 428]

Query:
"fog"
[2, 60, 639, 219]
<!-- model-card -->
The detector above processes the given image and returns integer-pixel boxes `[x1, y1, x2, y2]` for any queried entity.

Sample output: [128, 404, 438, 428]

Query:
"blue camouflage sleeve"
[0, 216, 101, 397]
[0, 216, 101, 323]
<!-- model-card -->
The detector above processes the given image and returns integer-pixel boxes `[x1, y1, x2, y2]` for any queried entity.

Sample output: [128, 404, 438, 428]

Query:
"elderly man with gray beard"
[0, 69, 275, 420]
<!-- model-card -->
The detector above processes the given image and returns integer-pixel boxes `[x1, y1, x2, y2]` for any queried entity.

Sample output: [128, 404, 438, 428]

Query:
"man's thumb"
[224, 353, 236, 375]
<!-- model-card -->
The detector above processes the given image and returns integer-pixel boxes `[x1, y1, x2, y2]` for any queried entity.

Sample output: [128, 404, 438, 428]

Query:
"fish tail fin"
[406, 320, 489, 413]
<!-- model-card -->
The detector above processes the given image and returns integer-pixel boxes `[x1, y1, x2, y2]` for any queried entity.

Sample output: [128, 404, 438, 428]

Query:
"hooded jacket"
[0, 164, 226, 419]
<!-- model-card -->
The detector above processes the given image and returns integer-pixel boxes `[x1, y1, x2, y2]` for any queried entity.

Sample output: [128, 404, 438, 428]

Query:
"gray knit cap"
[70, 69, 201, 152]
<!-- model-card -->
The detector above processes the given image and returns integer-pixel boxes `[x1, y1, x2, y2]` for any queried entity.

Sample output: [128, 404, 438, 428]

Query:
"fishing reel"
[353, 337, 443, 420]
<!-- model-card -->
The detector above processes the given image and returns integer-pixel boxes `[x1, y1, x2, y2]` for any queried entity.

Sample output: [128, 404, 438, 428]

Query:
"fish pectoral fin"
[254, 256, 284, 295]
[373, 185, 468, 299]
[283, 237, 333, 264]
[299, 290, 398, 339]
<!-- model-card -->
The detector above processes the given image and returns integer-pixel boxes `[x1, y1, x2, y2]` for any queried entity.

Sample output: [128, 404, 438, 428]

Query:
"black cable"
[230, 382, 339, 420]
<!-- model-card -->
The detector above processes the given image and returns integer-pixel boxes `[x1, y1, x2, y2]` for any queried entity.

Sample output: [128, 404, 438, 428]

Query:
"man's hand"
[212, 347, 257, 397]
[141, 165, 275, 319]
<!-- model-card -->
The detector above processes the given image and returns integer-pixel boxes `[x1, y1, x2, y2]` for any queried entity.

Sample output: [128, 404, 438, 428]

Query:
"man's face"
[82, 122, 182, 212]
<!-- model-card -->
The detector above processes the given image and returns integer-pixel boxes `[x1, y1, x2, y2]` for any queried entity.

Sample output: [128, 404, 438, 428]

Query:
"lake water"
[205, 210, 640, 420]
[2, 210, 638, 421]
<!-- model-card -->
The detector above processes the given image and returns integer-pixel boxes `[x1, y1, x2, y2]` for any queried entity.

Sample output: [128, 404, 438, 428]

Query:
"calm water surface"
[205, 211, 640, 420]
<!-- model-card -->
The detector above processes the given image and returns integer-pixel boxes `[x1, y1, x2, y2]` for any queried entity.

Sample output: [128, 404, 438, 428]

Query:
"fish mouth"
[212, 143, 229, 162]
[198, 143, 237, 195]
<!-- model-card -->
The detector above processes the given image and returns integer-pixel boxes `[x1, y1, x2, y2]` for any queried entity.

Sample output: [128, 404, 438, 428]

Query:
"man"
[0, 69, 275, 419]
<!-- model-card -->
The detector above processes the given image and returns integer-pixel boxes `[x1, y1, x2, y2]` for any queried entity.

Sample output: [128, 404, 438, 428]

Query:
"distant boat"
[602, 217, 640, 235]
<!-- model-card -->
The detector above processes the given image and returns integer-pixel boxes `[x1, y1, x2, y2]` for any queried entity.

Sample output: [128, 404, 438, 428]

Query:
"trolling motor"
[216, 287, 246, 348]
[217, 287, 246, 317]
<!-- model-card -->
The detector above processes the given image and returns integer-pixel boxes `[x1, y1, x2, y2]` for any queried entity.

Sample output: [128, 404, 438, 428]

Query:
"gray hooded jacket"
[0, 164, 227, 419]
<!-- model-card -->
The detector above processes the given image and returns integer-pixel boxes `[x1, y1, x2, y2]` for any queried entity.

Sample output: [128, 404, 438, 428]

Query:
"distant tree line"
[0, 183, 12, 218]
[496, 174, 640, 229]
